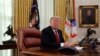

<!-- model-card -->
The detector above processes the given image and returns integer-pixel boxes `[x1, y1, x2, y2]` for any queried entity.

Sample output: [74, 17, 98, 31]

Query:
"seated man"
[41, 16, 74, 49]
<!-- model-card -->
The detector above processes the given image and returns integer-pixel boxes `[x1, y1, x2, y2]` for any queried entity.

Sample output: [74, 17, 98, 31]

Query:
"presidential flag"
[70, 19, 77, 38]
[29, 0, 39, 29]
[69, 19, 77, 43]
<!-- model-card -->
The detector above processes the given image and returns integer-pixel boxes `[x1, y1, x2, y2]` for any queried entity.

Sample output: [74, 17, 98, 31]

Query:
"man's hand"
[63, 42, 74, 47]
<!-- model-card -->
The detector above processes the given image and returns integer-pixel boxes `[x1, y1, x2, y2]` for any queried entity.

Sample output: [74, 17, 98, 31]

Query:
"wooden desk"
[22, 46, 100, 56]
[0, 44, 16, 50]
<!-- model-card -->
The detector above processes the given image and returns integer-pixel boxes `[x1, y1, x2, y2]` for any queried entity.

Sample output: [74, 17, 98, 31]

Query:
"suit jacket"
[41, 26, 65, 49]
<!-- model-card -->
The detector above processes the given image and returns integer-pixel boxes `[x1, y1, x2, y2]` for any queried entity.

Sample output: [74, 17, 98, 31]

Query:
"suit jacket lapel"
[48, 26, 57, 41]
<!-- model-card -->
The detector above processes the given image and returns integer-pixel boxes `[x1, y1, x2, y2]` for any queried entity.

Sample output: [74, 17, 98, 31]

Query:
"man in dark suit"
[41, 16, 73, 49]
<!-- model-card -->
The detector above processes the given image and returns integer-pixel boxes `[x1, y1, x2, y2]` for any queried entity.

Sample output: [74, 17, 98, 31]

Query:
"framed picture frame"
[79, 5, 99, 28]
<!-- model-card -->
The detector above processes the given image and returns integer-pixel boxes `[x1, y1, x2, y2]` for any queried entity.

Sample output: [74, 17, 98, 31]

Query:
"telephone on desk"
[58, 47, 79, 54]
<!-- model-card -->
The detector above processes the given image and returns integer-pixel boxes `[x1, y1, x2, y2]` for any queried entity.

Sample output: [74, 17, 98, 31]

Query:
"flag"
[70, 19, 77, 38]
[65, 17, 71, 39]
[69, 19, 78, 43]
[65, 18, 78, 43]
[29, 0, 40, 30]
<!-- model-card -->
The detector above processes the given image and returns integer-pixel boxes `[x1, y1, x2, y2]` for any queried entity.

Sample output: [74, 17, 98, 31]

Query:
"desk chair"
[16, 28, 41, 56]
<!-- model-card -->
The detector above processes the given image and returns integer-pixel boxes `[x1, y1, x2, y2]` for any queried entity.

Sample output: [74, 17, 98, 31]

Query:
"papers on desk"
[75, 46, 83, 50]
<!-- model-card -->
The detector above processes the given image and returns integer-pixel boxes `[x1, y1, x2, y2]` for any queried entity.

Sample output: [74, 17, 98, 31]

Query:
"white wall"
[75, 0, 100, 41]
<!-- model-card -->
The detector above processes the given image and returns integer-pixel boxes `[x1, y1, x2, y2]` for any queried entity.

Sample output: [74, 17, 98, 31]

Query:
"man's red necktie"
[54, 30, 60, 44]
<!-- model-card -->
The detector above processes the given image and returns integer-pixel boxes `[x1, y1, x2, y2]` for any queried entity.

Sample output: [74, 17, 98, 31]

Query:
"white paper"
[75, 46, 83, 50]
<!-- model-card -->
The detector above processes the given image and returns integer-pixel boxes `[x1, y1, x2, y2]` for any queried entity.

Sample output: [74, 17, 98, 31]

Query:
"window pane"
[0, 0, 12, 56]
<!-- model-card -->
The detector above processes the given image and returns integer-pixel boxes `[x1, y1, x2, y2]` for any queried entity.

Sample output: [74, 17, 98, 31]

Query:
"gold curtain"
[13, 0, 32, 32]
[54, 0, 66, 40]
[54, 0, 66, 33]
[66, 0, 74, 19]
[54, 0, 74, 40]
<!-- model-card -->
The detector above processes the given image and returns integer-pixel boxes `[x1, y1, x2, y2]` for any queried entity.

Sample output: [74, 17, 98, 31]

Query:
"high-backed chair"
[16, 28, 41, 56]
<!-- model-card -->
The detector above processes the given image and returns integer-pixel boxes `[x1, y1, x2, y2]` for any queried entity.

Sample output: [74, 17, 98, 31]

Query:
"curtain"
[54, 0, 74, 40]
[66, 0, 74, 19]
[38, 0, 54, 30]
[0, 0, 12, 56]
[54, 0, 66, 40]
[13, 0, 32, 33]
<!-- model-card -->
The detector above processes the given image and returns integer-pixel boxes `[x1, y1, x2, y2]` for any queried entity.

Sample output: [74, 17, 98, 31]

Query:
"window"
[0, 0, 12, 56]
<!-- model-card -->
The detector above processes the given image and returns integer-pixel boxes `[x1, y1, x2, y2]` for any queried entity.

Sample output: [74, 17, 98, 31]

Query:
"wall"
[75, 0, 100, 41]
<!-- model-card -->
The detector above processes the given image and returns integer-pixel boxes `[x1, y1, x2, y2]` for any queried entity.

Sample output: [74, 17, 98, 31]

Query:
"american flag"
[65, 18, 77, 43]
[65, 17, 71, 38]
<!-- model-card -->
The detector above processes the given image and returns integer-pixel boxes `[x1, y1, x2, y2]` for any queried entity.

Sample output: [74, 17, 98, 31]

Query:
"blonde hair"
[50, 16, 61, 21]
